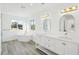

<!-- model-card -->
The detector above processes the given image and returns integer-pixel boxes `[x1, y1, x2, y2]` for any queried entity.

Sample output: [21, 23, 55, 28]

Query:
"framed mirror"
[60, 14, 75, 33]
[30, 19, 36, 31]
[43, 19, 48, 32]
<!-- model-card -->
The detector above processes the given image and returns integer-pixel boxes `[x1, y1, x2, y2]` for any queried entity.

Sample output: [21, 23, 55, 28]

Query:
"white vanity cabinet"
[64, 41, 78, 55]
[52, 39, 79, 55]
[33, 34, 79, 55]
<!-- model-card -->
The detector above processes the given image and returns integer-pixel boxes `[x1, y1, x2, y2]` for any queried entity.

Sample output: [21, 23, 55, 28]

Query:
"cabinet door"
[52, 39, 66, 50]
[40, 36, 49, 48]
[64, 42, 78, 55]
[47, 39, 56, 51]
[52, 38, 78, 55]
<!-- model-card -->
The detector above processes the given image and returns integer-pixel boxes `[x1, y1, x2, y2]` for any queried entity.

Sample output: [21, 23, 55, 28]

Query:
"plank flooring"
[1, 40, 47, 55]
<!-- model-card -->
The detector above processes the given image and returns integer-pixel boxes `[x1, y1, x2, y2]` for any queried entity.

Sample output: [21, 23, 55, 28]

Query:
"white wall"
[29, 4, 63, 37]
[30, 3, 79, 42]
[0, 11, 1, 54]
[2, 13, 32, 42]
[1, 3, 79, 43]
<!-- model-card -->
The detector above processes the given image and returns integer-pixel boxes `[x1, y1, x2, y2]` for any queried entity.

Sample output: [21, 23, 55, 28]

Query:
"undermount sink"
[58, 36, 72, 40]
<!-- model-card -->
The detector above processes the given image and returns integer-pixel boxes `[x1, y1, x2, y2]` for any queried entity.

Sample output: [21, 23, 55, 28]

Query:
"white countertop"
[36, 33, 79, 45]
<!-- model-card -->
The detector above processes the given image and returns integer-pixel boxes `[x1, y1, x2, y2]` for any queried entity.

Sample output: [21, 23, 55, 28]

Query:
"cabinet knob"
[62, 42, 66, 45]
[48, 40, 50, 41]
[48, 45, 50, 47]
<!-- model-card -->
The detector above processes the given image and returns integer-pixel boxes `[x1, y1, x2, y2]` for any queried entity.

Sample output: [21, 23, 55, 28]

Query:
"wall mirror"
[59, 14, 75, 33]
[30, 19, 36, 31]
[43, 19, 48, 32]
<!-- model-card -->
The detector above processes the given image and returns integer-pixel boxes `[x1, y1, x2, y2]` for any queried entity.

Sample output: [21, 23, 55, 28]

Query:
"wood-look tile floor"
[1, 40, 47, 55]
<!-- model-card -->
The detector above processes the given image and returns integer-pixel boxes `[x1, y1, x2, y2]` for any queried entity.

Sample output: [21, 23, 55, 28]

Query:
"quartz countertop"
[36, 33, 79, 44]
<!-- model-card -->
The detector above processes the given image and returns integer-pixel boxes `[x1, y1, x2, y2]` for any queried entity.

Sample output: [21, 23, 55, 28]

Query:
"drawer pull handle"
[48, 40, 50, 41]
[62, 43, 66, 45]
[48, 45, 50, 47]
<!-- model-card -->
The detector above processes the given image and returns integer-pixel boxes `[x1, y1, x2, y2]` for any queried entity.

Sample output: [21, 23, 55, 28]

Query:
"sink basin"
[58, 36, 72, 40]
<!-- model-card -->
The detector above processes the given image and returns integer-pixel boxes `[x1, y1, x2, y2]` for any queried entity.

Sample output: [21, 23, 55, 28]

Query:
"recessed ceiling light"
[41, 3, 45, 5]
[21, 4, 26, 8]
[30, 3, 33, 6]
[21, 5, 26, 8]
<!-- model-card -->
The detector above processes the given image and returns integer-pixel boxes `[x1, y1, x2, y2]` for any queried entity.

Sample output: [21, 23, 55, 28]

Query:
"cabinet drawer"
[48, 44, 58, 54]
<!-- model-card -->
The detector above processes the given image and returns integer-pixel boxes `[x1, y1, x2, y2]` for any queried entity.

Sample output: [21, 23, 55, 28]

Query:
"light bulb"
[66, 8, 70, 12]
[72, 6, 77, 10]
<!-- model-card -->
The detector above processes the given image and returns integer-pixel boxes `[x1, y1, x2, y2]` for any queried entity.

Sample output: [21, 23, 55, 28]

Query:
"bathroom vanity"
[33, 13, 79, 55]
[33, 34, 79, 55]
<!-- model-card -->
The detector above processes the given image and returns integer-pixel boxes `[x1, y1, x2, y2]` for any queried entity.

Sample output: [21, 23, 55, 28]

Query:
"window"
[11, 22, 17, 28]
[11, 22, 23, 30]
[18, 24, 23, 30]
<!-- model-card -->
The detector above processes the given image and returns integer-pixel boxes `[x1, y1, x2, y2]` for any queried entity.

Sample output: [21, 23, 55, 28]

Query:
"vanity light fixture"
[72, 6, 77, 10]
[41, 3, 45, 5]
[62, 6, 78, 13]
[41, 15, 48, 20]
[21, 5, 26, 8]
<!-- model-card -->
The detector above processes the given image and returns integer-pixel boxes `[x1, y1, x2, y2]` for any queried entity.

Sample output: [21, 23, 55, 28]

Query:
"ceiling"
[0, 3, 79, 17]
